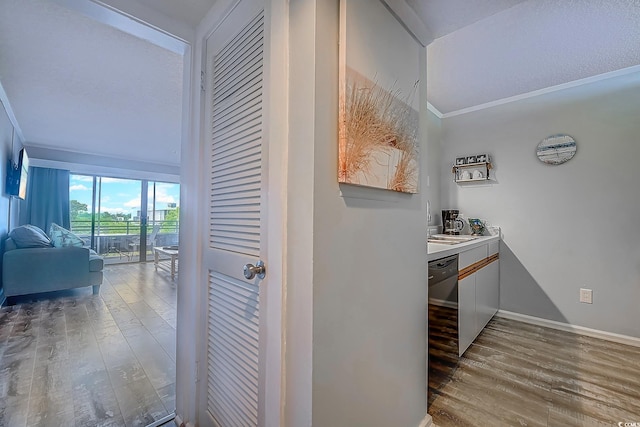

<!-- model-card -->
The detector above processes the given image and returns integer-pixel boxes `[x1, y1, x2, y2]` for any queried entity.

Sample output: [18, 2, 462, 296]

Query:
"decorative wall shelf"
[452, 161, 492, 183]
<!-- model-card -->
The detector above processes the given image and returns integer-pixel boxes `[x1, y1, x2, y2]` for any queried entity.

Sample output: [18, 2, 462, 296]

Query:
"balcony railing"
[70, 219, 179, 235]
[70, 219, 179, 260]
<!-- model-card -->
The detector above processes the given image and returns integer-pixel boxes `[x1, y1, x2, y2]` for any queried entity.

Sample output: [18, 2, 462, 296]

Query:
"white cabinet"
[475, 259, 499, 331]
[458, 241, 500, 356]
[459, 245, 486, 270]
[458, 275, 477, 356]
[488, 240, 499, 257]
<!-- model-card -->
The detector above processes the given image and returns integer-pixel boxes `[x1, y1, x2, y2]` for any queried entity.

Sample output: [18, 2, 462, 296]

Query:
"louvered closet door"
[202, 1, 266, 426]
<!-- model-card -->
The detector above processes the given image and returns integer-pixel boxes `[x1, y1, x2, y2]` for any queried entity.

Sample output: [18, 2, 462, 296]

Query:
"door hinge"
[200, 70, 205, 93]
[195, 360, 200, 382]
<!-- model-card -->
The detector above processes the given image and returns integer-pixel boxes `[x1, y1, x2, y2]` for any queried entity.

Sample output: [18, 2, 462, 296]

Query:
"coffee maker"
[442, 209, 463, 235]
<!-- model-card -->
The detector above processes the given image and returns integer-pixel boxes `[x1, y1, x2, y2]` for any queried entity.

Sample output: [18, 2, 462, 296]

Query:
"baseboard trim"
[174, 414, 193, 427]
[146, 412, 175, 427]
[418, 413, 433, 427]
[496, 310, 640, 348]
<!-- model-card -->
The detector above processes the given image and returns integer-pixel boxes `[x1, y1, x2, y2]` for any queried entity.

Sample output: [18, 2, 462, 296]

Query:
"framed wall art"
[338, 0, 423, 194]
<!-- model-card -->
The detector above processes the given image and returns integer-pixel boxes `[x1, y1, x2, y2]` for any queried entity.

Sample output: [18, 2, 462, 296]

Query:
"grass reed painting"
[339, 68, 419, 193]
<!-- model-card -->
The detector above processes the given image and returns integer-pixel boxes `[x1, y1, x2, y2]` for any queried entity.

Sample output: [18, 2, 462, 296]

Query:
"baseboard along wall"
[418, 413, 433, 427]
[496, 310, 640, 348]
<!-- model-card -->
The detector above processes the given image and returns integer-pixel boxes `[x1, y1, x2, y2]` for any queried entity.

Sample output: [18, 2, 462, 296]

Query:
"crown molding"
[50, 0, 192, 54]
[432, 64, 640, 119]
[426, 101, 443, 118]
[381, 0, 433, 47]
[0, 82, 25, 143]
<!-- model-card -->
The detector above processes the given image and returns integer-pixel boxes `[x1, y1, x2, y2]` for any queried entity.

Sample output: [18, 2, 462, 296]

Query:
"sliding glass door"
[97, 177, 141, 263]
[147, 181, 180, 250]
[70, 174, 180, 264]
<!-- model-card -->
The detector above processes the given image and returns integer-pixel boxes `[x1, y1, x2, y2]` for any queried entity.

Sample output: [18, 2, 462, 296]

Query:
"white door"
[200, 1, 268, 425]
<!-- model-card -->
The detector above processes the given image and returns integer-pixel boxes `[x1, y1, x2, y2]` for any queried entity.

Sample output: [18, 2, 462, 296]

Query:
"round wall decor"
[536, 134, 577, 165]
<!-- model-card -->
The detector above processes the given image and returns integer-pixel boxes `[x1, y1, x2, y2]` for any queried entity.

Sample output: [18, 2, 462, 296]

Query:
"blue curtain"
[19, 167, 70, 232]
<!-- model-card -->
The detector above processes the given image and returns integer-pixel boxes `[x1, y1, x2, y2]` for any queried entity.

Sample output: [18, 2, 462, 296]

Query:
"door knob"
[243, 260, 266, 280]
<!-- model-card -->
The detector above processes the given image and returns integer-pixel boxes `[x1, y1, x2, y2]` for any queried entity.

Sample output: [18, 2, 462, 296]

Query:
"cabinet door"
[458, 275, 476, 357]
[459, 245, 487, 270]
[488, 240, 499, 257]
[476, 260, 499, 332]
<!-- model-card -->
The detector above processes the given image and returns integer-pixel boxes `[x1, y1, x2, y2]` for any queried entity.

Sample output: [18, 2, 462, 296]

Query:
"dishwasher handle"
[428, 254, 459, 286]
[430, 257, 457, 270]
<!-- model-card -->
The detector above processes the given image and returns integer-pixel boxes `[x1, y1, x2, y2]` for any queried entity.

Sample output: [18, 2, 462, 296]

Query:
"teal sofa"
[3, 237, 104, 301]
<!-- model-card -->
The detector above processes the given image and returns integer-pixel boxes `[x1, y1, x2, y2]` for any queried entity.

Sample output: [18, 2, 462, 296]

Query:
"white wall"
[0, 99, 23, 303]
[426, 110, 442, 228]
[285, 1, 316, 424]
[440, 73, 640, 338]
[304, 1, 431, 425]
[175, 0, 217, 422]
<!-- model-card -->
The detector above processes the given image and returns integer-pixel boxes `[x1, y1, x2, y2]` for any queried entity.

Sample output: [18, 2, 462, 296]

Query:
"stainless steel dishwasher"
[427, 254, 459, 408]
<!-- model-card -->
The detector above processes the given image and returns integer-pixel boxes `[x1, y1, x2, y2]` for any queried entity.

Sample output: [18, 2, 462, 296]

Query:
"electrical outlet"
[580, 288, 593, 304]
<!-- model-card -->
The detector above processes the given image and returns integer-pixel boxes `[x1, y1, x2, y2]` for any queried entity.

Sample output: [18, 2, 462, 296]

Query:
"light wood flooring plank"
[113, 377, 168, 427]
[0, 262, 177, 427]
[429, 316, 640, 426]
[27, 360, 75, 427]
[73, 369, 126, 427]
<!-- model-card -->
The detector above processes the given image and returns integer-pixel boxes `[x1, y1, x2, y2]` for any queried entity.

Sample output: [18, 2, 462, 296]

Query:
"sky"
[70, 174, 180, 218]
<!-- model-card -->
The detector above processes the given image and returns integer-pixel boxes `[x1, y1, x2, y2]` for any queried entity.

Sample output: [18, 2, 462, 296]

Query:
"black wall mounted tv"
[6, 148, 29, 200]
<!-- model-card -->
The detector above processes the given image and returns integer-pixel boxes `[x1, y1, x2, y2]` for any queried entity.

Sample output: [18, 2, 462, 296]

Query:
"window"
[69, 174, 180, 264]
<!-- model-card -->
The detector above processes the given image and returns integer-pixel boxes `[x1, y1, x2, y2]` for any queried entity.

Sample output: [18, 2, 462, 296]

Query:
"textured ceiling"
[406, 0, 527, 39]
[133, 0, 216, 27]
[0, 0, 184, 166]
[424, 0, 640, 115]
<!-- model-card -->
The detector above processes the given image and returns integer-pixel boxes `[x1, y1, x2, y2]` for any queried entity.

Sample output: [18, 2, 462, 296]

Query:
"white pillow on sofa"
[49, 223, 85, 248]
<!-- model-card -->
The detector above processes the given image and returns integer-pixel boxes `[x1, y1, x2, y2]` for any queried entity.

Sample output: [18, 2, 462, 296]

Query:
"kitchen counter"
[427, 234, 500, 261]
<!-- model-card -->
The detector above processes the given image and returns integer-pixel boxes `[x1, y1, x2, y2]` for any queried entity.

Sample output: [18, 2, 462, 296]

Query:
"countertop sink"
[427, 234, 500, 260]
[427, 234, 479, 245]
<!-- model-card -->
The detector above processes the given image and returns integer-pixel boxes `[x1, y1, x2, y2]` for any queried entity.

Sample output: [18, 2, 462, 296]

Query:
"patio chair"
[128, 224, 161, 257]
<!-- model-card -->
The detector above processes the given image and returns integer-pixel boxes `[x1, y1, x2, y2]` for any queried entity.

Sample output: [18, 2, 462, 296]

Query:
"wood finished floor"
[0, 263, 177, 427]
[429, 316, 640, 427]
